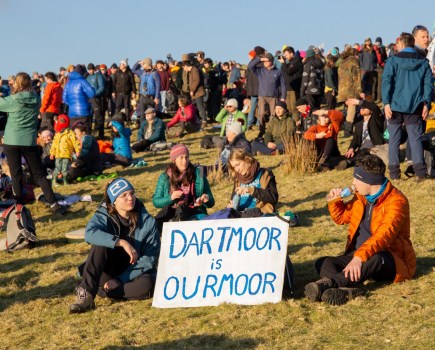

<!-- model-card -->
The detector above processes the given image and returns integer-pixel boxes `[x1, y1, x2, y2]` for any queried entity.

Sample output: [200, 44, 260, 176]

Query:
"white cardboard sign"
[152, 216, 288, 308]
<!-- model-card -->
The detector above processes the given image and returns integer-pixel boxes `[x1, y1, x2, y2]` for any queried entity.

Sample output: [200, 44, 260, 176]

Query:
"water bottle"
[340, 185, 356, 198]
[232, 194, 240, 210]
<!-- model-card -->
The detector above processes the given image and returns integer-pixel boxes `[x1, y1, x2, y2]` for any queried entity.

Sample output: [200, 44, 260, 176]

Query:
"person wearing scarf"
[227, 148, 278, 218]
[153, 144, 215, 232]
[305, 154, 416, 306]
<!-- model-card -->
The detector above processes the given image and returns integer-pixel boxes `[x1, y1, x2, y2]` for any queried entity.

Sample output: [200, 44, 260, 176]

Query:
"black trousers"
[138, 95, 156, 125]
[80, 245, 155, 300]
[90, 97, 105, 139]
[115, 94, 132, 120]
[3, 144, 56, 204]
[101, 153, 131, 167]
[132, 139, 151, 153]
[315, 250, 396, 287]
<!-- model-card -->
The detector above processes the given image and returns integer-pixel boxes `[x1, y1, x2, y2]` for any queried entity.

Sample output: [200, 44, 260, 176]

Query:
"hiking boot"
[304, 277, 334, 302]
[404, 165, 415, 178]
[335, 159, 349, 171]
[69, 286, 95, 313]
[50, 202, 67, 215]
[321, 287, 363, 306]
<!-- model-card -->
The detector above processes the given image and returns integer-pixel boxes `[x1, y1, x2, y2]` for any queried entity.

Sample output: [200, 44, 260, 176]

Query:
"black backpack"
[0, 201, 37, 252]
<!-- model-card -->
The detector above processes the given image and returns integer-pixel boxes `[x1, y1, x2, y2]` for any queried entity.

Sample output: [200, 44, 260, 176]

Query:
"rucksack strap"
[0, 204, 17, 229]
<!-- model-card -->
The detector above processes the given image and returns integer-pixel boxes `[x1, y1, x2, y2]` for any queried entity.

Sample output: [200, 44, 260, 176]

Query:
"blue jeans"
[247, 96, 258, 127]
[388, 117, 425, 178]
[159, 90, 167, 113]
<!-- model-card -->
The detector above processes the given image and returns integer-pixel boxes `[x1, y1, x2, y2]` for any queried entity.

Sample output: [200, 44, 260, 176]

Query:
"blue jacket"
[382, 48, 433, 113]
[137, 117, 166, 143]
[248, 57, 286, 100]
[62, 72, 95, 118]
[86, 72, 105, 97]
[132, 62, 161, 99]
[111, 120, 132, 160]
[85, 202, 160, 283]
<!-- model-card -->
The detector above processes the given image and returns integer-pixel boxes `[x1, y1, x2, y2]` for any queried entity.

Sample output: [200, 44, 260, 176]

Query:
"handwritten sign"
[152, 216, 288, 308]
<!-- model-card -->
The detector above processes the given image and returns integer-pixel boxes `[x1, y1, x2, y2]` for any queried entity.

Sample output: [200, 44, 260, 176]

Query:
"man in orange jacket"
[305, 154, 416, 305]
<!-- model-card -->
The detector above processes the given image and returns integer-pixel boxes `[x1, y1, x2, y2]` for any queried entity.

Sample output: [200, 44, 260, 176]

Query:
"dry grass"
[0, 126, 434, 350]
[281, 135, 318, 175]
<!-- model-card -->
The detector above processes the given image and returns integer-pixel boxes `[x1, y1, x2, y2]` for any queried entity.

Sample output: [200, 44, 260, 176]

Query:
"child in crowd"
[49, 114, 80, 186]
[101, 113, 132, 167]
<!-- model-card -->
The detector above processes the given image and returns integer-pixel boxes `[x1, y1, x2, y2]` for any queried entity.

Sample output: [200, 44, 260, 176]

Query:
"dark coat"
[113, 68, 137, 95]
[281, 56, 303, 92]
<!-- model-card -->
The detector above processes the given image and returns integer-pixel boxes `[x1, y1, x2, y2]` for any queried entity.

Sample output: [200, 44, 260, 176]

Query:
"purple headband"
[353, 166, 385, 185]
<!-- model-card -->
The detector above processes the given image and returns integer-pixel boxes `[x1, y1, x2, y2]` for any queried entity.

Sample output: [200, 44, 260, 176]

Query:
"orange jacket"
[328, 181, 416, 283]
[304, 110, 343, 141]
[40, 82, 63, 114]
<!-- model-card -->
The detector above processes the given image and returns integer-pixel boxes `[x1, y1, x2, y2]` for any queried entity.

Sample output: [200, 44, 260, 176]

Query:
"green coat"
[263, 113, 295, 146]
[215, 108, 247, 136]
[0, 92, 40, 146]
[153, 166, 215, 215]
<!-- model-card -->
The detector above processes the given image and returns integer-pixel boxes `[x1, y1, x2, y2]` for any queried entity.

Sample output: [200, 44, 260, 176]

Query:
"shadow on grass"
[282, 190, 328, 208]
[102, 334, 261, 350]
[0, 276, 76, 313]
[292, 206, 330, 227]
[0, 269, 39, 288]
[414, 256, 435, 278]
[0, 252, 67, 273]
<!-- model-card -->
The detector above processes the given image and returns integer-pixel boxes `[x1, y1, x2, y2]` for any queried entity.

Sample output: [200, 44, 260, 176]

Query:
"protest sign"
[152, 216, 288, 308]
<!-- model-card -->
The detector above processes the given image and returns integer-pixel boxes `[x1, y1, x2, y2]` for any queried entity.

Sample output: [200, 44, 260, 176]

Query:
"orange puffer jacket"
[328, 181, 416, 283]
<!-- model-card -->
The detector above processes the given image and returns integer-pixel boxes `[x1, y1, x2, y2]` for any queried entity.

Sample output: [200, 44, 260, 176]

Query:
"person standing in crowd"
[305, 155, 416, 305]
[153, 144, 214, 230]
[69, 177, 160, 313]
[113, 59, 136, 122]
[359, 38, 377, 99]
[40, 72, 63, 130]
[205, 59, 227, 121]
[337, 46, 363, 137]
[246, 50, 259, 129]
[181, 58, 207, 130]
[98, 64, 113, 125]
[251, 101, 295, 156]
[86, 63, 106, 139]
[227, 148, 278, 218]
[67, 121, 102, 182]
[0, 72, 66, 214]
[248, 51, 286, 138]
[62, 65, 96, 132]
[373, 37, 388, 103]
[412, 24, 430, 58]
[300, 48, 325, 110]
[279, 46, 303, 121]
[382, 32, 433, 181]
[324, 55, 338, 110]
[156, 60, 171, 114]
[131, 58, 160, 123]
[131, 107, 166, 153]
[58, 67, 67, 89]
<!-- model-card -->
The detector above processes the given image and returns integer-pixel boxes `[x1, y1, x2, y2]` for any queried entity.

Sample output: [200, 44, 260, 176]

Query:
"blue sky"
[1, 0, 434, 77]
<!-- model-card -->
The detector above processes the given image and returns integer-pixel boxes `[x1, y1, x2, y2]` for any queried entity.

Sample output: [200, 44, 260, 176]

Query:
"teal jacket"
[0, 91, 40, 146]
[215, 108, 247, 136]
[153, 166, 215, 215]
[85, 201, 160, 283]
[137, 117, 166, 143]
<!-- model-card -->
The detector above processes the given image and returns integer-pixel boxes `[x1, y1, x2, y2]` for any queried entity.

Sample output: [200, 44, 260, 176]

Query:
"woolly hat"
[107, 177, 134, 203]
[99, 64, 107, 70]
[142, 57, 152, 67]
[375, 37, 383, 45]
[110, 63, 118, 69]
[360, 101, 381, 119]
[331, 48, 339, 57]
[295, 98, 308, 107]
[40, 129, 53, 138]
[226, 98, 238, 108]
[74, 64, 86, 76]
[275, 100, 287, 110]
[254, 46, 266, 56]
[54, 114, 70, 133]
[170, 144, 189, 162]
[248, 50, 256, 58]
[305, 48, 315, 58]
[87, 63, 96, 70]
[120, 59, 128, 66]
[226, 122, 243, 136]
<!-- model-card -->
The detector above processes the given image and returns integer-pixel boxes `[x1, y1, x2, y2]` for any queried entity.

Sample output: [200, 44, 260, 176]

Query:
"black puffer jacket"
[113, 67, 137, 95]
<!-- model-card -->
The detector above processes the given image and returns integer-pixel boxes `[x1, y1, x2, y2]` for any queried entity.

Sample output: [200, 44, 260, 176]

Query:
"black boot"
[304, 277, 335, 302]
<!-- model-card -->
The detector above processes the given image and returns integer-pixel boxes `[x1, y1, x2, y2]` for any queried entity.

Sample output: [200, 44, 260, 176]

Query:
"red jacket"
[328, 181, 416, 283]
[167, 104, 197, 128]
[303, 110, 343, 141]
[40, 82, 63, 114]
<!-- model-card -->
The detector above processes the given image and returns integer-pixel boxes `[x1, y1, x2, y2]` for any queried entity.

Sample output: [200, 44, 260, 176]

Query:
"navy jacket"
[248, 57, 286, 100]
[62, 72, 96, 118]
[86, 72, 105, 97]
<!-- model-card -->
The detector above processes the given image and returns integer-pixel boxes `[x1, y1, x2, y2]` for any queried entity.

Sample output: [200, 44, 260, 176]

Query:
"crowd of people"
[0, 24, 433, 312]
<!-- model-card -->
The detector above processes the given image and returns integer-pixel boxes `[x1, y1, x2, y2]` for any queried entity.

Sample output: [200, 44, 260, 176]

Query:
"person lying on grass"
[304, 154, 416, 305]
[69, 177, 160, 313]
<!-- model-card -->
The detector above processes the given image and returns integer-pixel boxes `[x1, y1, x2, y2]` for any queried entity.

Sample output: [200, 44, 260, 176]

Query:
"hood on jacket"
[12, 91, 39, 107]
[68, 72, 85, 80]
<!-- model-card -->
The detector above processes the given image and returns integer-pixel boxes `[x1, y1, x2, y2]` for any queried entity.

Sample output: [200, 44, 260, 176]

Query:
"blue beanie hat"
[107, 177, 134, 203]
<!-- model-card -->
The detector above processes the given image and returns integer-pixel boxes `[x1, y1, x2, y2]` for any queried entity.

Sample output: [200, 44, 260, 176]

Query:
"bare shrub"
[206, 149, 226, 185]
[281, 135, 318, 175]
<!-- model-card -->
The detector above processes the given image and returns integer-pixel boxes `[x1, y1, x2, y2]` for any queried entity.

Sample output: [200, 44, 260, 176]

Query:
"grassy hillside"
[0, 126, 433, 350]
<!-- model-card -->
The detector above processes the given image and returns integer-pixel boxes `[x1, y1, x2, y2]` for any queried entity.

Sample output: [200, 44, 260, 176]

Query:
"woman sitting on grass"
[69, 177, 160, 313]
[227, 148, 278, 218]
[153, 144, 215, 231]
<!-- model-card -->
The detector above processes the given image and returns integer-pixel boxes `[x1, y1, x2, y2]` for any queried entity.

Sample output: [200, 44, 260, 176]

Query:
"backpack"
[0, 202, 37, 252]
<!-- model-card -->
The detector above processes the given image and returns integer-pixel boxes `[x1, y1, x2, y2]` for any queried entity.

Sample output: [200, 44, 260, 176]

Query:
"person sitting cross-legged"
[131, 107, 166, 153]
[304, 155, 416, 305]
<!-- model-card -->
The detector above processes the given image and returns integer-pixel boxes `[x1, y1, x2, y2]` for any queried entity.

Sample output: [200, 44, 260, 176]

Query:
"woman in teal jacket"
[153, 144, 214, 231]
[69, 177, 160, 313]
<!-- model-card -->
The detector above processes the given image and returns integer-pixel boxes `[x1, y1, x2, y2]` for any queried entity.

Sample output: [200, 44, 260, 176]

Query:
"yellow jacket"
[50, 128, 80, 160]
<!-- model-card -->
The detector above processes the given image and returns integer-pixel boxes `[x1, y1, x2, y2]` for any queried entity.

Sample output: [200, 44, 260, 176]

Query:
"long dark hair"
[167, 162, 195, 189]
[103, 183, 139, 234]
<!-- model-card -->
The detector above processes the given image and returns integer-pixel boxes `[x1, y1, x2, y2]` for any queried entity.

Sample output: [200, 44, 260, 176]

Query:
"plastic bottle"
[232, 194, 240, 210]
[340, 185, 356, 198]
